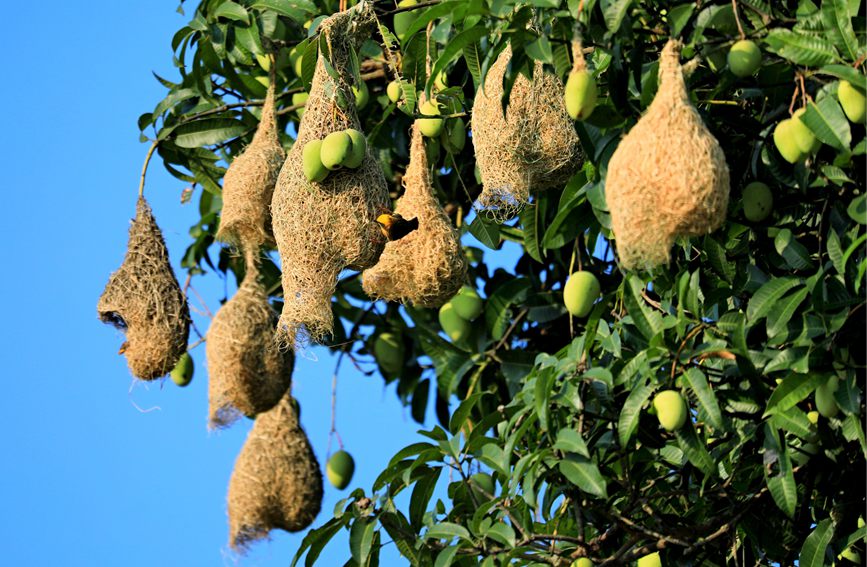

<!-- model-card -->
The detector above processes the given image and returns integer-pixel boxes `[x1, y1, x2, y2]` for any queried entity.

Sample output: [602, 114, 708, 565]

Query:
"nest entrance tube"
[271, 1, 389, 347]
[97, 197, 190, 380]
[216, 81, 286, 249]
[363, 123, 467, 308]
[605, 39, 730, 270]
[471, 46, 583, 219]
[227, 393, 323, 551]
[206, 255, 293, 429]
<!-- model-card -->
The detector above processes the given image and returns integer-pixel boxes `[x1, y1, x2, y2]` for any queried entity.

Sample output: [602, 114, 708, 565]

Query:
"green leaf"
[414, 325, 475, 397]
[747, 277, 802, 324]
[426, 522, 472, 542]
[410, 467, 441, 530]
[349, 518, 377, 566]
[766, 286, 810, 338]
[289, 517, 344, 567]
[485, 523, 516, 548]
[675, 422, 716, 476]
[770, 406, 813, 439]
[818, 64, 867, 90]
[763, 425, 797, 518]
[449, 392, 485, 434]
[822, 0, 859, 61]
[802, 96, 852, 152]
[427, 26, 489, 95]
[601, 0, 632, 33]
[624, 275, 664, 341]
[553, 428, 590, 458]
[559, 456, 609, 498]
[484, 277, 531, 341]
[534, 368, 555, 432]
[468, 215, 500, 249]
[848, 194, 866, 224]
[251, 0, 314, 22]
[214, 1, 249, 22]
[774, 229, 814, 270]
[683, 368, 724, 432]
[168, 118, 248, 148]
[434, 546, 461, 567]
[618, 381, 653, 446]
[519, 205, 543, 263]
[764, 28, 838, 66]
[799, 518, 834, 567]
[763, 373, 826, 417]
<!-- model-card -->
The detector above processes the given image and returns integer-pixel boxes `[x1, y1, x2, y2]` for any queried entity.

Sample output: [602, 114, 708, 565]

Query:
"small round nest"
[363, 122, 467, 307]
[606, 39, 730, 270]
[227, 392, 322, 551]
[216, 81, 286, 249]
[271, 2, 388, 347]
[207, 258, 293, 429]
[97, 197, 190, 380]
[471, 46, 583, 219]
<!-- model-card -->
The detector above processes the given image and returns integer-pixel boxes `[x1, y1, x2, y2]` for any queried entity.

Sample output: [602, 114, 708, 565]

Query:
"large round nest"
[227, 392, 322, 551]
[606, 39, 730, 270]
[471, 46, 583, 219]
[207, 260, 293, 429]
[216, 81, 286, 249]
[97, 197, 190, 380]
[363, 123, 467, 307]
[271, 1, 388, 347]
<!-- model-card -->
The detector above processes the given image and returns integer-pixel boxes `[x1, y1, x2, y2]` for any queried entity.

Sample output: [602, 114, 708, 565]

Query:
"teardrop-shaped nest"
[97, 197, 190, 380]
[606, 39, 730, 270]
[207, 267, 293, 429]
[227, 393, 322, 551]
[271, 2, 388, 348]
[472, 46, 583, 220]
[362, 123, 467, 308]
[216, 82, 286, 249]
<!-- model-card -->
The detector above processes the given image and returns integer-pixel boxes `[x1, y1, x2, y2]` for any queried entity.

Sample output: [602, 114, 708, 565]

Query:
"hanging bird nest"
[227, 392, 323, 551]
[97, 197, 190, 380]
[271, 1, 389, 347]
[363, 122, 467, 308]
[207, 255, 293, 428]
[216, 81, 286, 249]
[471, 45, 583, 219]
[606, 39, 730, 270]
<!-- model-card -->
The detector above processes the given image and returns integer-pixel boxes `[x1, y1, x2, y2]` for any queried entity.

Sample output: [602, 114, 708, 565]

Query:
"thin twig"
[138, 141, 159, 198]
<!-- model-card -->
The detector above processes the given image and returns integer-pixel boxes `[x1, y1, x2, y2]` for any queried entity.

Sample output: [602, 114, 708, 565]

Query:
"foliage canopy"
[141, 0, 866, 565]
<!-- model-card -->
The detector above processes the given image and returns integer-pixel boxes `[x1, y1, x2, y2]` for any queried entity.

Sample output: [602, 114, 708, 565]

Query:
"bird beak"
[118, 342, 129, 355]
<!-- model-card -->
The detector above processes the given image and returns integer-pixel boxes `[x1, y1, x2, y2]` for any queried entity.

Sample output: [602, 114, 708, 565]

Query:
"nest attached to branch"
[97, 197, 190, 380]
[471, 46, 583, 219]
[216, 81, 286, 249]
[227, 392, 322, 551]
[363, 123, 467, 307]
[606, 39, 730, 270]
[207, 255, 293, 429]
[271, 1, 388, 347]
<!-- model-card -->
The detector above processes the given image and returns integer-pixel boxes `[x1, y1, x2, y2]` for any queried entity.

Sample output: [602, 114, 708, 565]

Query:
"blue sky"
[0, 3, 521, 565]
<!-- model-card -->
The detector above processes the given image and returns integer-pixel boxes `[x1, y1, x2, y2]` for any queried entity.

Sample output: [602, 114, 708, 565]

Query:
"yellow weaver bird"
[375, 207, 419, 241]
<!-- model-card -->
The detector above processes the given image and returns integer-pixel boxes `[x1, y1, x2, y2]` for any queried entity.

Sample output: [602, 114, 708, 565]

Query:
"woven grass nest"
[216, 81, 286, 249]
[207, 255, 293, 429]
[472, 45, 583, 219]
[362, 123, 467, 308]
[271, 1, 388, 347]
[97, 197, 190, 380]
[606, 39, 730, 270]
[227, 392, 322, 551]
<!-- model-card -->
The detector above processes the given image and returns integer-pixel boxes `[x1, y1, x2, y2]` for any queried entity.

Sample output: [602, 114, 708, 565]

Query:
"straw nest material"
[362, 123, 467, 307]
[216, 81, 286, 248]
[606, 39, 730, 270]
[207, 256, 293, 428]
[97, 197, 190, 380]
[472, 46, 582, 219]
[227, 392, 322, 551]
[271, 1, 388, 347]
